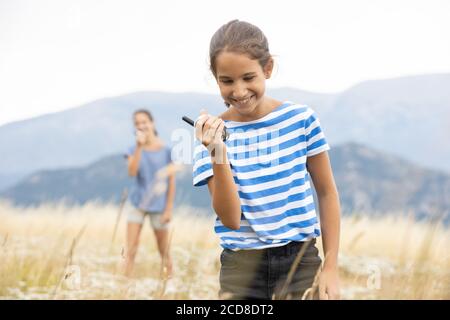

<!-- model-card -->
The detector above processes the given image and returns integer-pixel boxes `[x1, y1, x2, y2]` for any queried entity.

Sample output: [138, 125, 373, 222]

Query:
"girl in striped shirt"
[193, 20, 341, 300]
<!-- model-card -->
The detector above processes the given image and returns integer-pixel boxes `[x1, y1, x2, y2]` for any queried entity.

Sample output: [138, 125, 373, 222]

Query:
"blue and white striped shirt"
[192, 101, 330, 250]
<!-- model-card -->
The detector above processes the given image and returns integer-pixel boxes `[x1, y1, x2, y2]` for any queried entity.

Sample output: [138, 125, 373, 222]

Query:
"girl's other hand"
[318, 267, 340, 300]
[160, 210, 172, 224]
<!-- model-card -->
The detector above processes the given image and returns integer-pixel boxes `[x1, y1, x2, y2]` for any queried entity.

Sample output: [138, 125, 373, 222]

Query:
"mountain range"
[1, 143, 448, 223]
[1, 73, 449, 194]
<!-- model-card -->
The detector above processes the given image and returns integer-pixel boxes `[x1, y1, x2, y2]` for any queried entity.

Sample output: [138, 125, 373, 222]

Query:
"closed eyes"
[220, 76, 256, 85]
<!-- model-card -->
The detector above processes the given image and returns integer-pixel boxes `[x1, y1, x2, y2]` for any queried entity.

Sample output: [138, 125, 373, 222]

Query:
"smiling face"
[134, 112, 154, 137]
[215, 51, 273, 118]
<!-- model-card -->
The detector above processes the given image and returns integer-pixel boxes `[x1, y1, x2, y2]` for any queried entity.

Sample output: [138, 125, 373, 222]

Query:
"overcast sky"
[1, 0, 449, 126]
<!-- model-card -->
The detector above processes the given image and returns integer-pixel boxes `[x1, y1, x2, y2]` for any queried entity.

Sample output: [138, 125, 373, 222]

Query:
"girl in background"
[124, 109, 175, 279]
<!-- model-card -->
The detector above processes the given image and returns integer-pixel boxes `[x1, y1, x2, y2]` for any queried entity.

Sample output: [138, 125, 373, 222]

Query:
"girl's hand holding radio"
[195, 109, 227, 163]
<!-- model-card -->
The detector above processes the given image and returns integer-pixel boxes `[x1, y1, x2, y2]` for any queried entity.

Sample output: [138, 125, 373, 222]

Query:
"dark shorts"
[219, 239, 322, 300]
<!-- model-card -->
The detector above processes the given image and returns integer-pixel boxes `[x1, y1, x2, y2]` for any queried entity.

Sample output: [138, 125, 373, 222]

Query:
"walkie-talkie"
[182, 116, 229, 141]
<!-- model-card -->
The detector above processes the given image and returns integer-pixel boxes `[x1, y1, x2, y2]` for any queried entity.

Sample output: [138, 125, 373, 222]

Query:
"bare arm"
[196, 111, 241, 230]
[206, 145, 241, 230]
[307, 151, 341, 299]
[164, 171, 176, 212]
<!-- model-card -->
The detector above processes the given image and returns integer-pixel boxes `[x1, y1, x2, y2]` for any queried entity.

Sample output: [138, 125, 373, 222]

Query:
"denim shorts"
[219, 239, 322, 300]
[125, 201, 169, 230]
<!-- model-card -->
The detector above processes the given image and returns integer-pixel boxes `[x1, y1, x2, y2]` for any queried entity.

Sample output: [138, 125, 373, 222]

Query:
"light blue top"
[125, 145, 172, 212]
[192, 102, 330, 250]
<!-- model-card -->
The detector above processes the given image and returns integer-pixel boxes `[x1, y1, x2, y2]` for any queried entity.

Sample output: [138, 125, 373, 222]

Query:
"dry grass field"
[0, 201, 448, 300]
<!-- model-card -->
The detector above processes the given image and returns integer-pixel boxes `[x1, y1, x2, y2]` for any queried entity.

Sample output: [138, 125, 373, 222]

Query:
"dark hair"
[133, 109, 158, 136]
[209, 20, 272, 79]
[209, 20, 272, 108]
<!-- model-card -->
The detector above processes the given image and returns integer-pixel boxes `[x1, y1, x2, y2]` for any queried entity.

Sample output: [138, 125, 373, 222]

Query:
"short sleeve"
[304, 107, 330, 157]
[124, 145, 135, 159]
[192, 140, 213, 187]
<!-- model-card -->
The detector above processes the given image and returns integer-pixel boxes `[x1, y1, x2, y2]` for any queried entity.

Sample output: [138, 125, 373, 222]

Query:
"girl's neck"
[143, 135, 162, 150]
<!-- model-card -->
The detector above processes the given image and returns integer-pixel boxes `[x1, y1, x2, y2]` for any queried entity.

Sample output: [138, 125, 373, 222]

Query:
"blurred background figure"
[123, 109, 175, 279]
